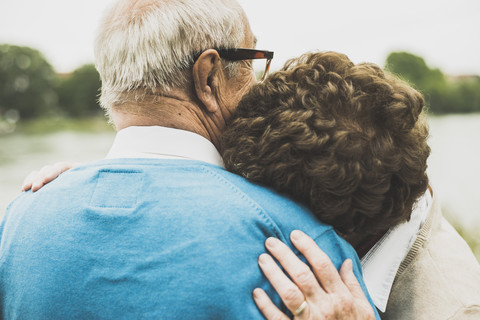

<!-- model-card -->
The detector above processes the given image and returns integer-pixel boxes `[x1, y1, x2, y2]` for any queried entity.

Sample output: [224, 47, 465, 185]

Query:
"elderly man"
[0, 0, 377, 319]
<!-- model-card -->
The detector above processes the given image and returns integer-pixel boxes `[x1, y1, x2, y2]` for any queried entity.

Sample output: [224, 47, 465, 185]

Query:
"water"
[1, 115, 480, 233]
[427, 114, 480, 228]
[0, 131, 115, 213]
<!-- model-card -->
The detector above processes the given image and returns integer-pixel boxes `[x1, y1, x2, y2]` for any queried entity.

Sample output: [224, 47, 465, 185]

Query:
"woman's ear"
[192, 49, 222, 113]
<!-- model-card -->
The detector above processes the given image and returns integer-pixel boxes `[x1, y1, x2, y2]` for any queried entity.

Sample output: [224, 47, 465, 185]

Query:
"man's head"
[94, 0, 258, 132]
[221, 51, 430, 238]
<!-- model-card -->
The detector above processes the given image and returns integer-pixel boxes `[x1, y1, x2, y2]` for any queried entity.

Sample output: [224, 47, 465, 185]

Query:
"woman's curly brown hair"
[221, 51, 430, 237]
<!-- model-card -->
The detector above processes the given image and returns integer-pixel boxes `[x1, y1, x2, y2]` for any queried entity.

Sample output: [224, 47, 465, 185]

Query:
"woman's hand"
[253, 230, 375, 320]
[22, 162, 80, 192]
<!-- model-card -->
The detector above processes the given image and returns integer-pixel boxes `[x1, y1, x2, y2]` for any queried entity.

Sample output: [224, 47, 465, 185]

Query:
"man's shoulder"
[75, 159, 334, 240]
[204, 164, 336, 241]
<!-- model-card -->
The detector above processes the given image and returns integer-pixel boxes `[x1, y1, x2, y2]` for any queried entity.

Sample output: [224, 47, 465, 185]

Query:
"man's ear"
[192, 49, 222, 113]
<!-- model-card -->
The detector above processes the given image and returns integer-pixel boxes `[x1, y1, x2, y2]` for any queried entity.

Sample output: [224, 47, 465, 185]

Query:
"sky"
[0, 0, 479, 75]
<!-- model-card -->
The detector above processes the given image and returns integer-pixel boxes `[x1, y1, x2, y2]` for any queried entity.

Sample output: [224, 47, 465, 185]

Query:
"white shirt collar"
[361, 189, 432, 312]
[105, 126, 224, 168]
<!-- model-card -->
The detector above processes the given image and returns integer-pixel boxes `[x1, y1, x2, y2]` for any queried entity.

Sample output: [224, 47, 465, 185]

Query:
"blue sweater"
[0, 159, 378, 319]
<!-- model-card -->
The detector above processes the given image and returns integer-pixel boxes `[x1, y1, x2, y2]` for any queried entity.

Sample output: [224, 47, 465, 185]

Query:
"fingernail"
[258, 253, 269, 264]
[265, 237, 279, 249]
[290, 230, 303, 241]
[252, 288, 261, 299]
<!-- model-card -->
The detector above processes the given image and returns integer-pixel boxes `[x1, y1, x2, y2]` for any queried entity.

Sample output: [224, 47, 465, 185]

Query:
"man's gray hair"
[94, 0, 246, 113]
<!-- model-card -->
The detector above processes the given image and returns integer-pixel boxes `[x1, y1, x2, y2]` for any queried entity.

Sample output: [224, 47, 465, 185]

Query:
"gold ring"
[293, 300, 308, 316]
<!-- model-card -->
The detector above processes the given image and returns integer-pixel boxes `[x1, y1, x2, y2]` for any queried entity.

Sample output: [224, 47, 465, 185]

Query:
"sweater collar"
[360, 189, 432, 312]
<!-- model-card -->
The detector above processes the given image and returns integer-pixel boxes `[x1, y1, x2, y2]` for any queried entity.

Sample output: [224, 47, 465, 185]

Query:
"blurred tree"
[385, 52, 449, 113]
[0, 44, 58, 119]
[447, 77, 480, 113]
[385, 52, 431, 85]
[385, 52, 480, 114]
[57, 64, 102, 117]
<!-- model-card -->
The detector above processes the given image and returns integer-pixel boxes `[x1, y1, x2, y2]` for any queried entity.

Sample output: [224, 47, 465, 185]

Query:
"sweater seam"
[393, 197, 436, 282]
[198, 166, 285, 241]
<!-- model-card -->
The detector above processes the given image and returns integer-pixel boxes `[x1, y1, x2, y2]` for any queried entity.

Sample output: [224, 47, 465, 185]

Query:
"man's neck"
[111, 92, 224, 149]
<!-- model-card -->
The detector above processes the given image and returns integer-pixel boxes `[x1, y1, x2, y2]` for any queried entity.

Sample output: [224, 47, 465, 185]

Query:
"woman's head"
[221, 51, 430, 237]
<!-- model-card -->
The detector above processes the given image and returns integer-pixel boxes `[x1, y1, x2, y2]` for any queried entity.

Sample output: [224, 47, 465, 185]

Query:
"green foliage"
[0, 44, 103, 124]
[16, 116, 113, 135]
[385, 52, 480, 114]
[446, 77, 480, 113]
[0, 44, 59, 119]
[386, 52, 432, 86]
[2, 44, 479, 126]
[57, 64, 102, 117]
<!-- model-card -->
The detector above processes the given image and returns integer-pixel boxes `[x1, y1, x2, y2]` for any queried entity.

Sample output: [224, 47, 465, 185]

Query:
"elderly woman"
[221, 51, 480, 319]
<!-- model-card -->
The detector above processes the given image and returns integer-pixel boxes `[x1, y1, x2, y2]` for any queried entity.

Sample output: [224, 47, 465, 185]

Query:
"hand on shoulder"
[254, 230, 376, 320]
[22, 162, 80, 192]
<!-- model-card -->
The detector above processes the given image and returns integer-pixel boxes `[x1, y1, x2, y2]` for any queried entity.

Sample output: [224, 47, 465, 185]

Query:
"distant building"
[446, 74, 480, 82]
[56, 72, 72, 79]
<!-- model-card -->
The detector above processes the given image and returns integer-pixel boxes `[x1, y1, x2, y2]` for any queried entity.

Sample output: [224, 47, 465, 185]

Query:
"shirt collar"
[361, 189, 432, 312]
[105, 126, 224, 168]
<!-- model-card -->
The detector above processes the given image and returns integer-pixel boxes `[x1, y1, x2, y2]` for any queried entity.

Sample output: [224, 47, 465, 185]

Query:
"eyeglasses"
[194, 48, 274, 81]
[216, 48, 274, 81]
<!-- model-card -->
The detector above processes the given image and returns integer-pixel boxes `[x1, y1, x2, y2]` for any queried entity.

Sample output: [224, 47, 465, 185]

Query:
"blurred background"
[0, 0, 479, 259]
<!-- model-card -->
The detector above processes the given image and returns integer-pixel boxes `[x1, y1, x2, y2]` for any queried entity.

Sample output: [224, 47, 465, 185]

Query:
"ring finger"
[258, 253, 307, 315]
[265, 237, 325, 299]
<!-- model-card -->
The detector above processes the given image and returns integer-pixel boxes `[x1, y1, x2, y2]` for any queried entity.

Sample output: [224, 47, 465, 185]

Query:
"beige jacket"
[382, 193, 480, 319]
